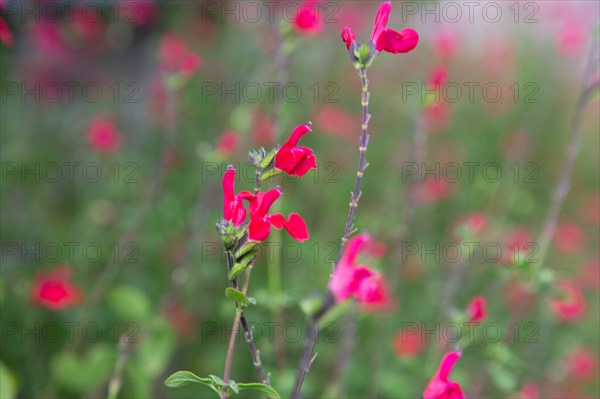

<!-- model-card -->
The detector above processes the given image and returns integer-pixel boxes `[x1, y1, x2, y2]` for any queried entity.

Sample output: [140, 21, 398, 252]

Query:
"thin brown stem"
[221, 308, 242, 399]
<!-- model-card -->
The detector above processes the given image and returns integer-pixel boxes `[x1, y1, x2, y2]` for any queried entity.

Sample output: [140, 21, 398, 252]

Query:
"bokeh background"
[1, 0, 599, 398]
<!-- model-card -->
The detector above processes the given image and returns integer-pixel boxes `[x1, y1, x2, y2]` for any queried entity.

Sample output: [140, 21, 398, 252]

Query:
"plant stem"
[333, 67, 371, 272]
[225, 251, 269, 384]
[292, 67, 372, 399]
[222, 307, 242, 399]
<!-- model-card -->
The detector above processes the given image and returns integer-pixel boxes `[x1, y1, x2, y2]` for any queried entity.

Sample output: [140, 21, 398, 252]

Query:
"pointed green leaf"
[237, 382, 281, 399]
[164, 371, 220, 395]
[225, 287, 253, 307]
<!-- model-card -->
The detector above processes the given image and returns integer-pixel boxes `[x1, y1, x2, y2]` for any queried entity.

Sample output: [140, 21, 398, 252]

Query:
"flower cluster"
[341, 1, 418, 68]
[330, 234, 390, 309]
[218, 124, 316, 276]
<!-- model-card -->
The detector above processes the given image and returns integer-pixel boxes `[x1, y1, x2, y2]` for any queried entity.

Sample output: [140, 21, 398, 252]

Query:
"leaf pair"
[164, 371, 280, 398]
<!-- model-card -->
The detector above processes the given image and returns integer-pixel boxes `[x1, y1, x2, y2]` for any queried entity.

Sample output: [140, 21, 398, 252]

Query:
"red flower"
[566, 347, 598, 381]
[423, 351, 465, 399]
[275, 124, 317, 177]
[554, 221, 586, 254]
[87, 115, 121, 154]
[518, 382, 539, 399]
[467, 295, 487, 322]
[293, 0, 323, 35]
[0, 17, 12, 47]
[548, 280, 586, 322]
[341, 1, 418, 54]
[330, 235, 390, 308]
[216, 130, 240, 157]
[244, 189, 309, 242]
[393, 326, 425, 357]
[222, 168, 250, 227]
[158, 32, 201, 77]
[31, 266, 83, 311]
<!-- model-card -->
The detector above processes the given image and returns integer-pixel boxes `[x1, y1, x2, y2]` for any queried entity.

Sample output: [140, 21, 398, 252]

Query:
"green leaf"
[0, 362, 17, 399]
[489, 363, 517, 393]
[164, 371, 221, 396]
[228, 249, 258, 280]
[237, 382, 281, 399]
[225, 287, 254, 307]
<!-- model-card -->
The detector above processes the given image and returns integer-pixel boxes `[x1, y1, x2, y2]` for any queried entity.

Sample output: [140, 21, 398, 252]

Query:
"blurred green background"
[0, 1, 598, 398]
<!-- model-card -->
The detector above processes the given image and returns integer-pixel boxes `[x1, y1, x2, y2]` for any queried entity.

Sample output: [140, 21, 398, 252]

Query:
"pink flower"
[315, 105, 359, 138]
[216, 130, 240, 157]
[158, 32, 201, 77]
[341, 1, 418, 54]
[548, 280, 586, 322]
[428, 67, 448, 89]
[31, 266, 83, 311]
[433, 30, 458, 60]
[275, 124, 317, 177]
[467, 296, 487, 322]
[222, 168, 250, 227]
[393, 326, 425, 357]
[566, 347, 598, 381]
[87, 115, 121, 154]
[243, 189, 309, 242]
[423, 351, 465, 399]
[466, 213, 487, 235]
[518, 382, 539, 399]
[293, 0, 323, 35]
[330, 235, 390, 308]
[554, 221, 586, 254]
[0, 17, 12, 47]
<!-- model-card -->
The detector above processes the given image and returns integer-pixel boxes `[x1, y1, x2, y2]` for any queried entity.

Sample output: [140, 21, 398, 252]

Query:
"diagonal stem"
[292, 67, 372, 399]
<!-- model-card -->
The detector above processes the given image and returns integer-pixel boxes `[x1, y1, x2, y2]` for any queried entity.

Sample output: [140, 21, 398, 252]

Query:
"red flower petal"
[376, 28, 419, 54]
[371, 1, 391, 43]
[267, 213, 309, 242]
[248, 218, 272, 242]
[342, 27, 356, 49]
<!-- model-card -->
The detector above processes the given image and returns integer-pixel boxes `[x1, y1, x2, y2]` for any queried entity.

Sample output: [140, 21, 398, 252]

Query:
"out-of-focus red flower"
[293, 0, 323, 35]
[423, 351, 465, 399]
[467, 295, 487, 322]
[252, 111, 276, 146]
[72, 6, 104, 42]
[393, 326, 425, 357]
[31, 266, 83, 311]
[243, 189, 309, 242]
[341, 1, 418, 55]
[554, 221, 587, 255]
[118, 0, 159, 27]
[502, 227, 533, 264]
[518, 382, 540, 399]
[274, 124, 317, 177]
[87, 115, 122, 154]
[164, 299, 197, 340]
[423, 101, 452, 133]
[315, 105, 359, 138]
[0, 17, 12, 47]
[566, 347, 598, 381]
[548, 280, 587, 322]
[466, 213, 487, 235]
[330, 234, 391, 309]
[222, 168, 250, 227]
[428, 67, 448, 89]
[433, 30, 458, 60]
[578, 258, 600, 292]
[412, 177, 453, 205]
[158, 32, 201, 77]
[30, 21, 68, 56]
[216, 130, 240, 157]
[557, 22, 585, 57]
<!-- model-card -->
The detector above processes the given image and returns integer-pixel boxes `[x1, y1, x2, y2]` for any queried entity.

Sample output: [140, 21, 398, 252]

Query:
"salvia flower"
[31, 266, 83, 311]
[422, 351, 465, 399]
[274, 124, 317, 177]
[341, 1, 418, 58]
[87, 115, 121, 154]
[293, 0, 323, 35]
[467, 295, 487, 323]
[222, 168, 250, 227]
[548, 280, 586, 322]
[0, 17, 12, 47]
[244, 189, 309, 242]
[330, 234, 390, 308]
